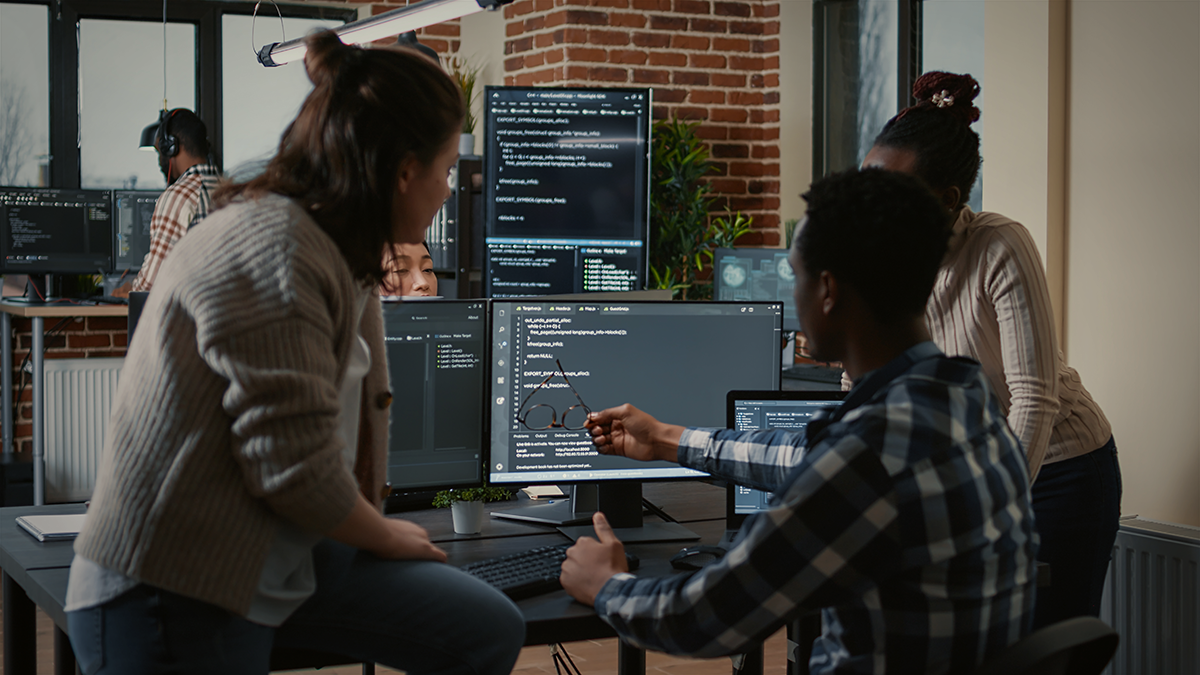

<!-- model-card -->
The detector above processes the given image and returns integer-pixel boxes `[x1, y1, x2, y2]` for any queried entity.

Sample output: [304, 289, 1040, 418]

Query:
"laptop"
[721, 389, 847, 546]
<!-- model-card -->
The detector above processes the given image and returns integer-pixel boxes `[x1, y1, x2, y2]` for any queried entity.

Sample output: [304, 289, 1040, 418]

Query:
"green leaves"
[432, 486, 514, 508]
[648, 118, 753, 300]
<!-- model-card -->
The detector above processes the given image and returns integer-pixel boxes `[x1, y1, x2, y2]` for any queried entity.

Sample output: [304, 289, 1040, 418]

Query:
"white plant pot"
[458, 133, 476, 157]
[451, 500, 485, 534]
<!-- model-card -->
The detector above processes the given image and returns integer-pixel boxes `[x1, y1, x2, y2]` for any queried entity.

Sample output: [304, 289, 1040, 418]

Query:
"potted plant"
[446, 56, 482, 156]
[648, 117, 753, 300]
[432, 486, 514, 534]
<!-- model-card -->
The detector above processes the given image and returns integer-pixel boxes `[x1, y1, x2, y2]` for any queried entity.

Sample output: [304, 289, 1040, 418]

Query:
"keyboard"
[781, 363, 844, 384]
[88, 295, 129, 305]
[460, 543, 639, 601]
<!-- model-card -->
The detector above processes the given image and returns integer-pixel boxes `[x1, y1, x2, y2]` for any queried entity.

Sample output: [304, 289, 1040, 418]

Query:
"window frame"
[811, 0, 923, 179]
[3, 0, 356, 189]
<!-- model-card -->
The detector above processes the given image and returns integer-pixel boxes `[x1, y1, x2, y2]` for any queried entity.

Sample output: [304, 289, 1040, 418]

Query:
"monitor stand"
[5, 275, 64, 305]
[492, 481, 700, 543]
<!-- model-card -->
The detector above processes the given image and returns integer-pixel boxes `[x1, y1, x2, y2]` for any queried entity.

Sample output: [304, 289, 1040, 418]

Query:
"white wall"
[1064, 0, 1200, 527]
[778, 0, 813, 238]
[459, 9, 508, 156]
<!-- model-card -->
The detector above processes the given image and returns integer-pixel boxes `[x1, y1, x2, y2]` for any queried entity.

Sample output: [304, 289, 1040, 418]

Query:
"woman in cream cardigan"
[861, 71, 1121, 630]
[66, 32, 524, 675]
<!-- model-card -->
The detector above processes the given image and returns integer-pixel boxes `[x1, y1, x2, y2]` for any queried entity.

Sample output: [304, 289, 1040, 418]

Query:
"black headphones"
[157, 109, 181, 158]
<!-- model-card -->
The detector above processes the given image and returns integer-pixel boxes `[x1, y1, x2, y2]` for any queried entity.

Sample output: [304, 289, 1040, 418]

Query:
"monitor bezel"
[0, 186, 115, 276]
[711, 246, 801, 332]
[481, 84, 653, 298]
[110, 189, 163, 274]
[487, 299, 785, 487]
[381, 297, 491, 493]
[724, 389, 847, 528]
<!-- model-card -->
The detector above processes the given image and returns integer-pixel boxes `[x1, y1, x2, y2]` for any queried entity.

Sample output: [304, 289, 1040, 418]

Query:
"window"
[10, 0, 355, 190]
[0, 2, 50, 187]
[922, 0, 984, 211]
[79, 18, 196, 189]
[813, 0, 917, 177]
[221, 14, 344, 177]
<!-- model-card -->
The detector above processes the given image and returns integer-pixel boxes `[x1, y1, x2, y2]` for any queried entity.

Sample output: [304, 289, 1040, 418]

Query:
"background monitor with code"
[712, 247, 801, 332]
[488, 300, 782, 540]
[0, 187, 113, 275]
[111, 190, 160, 273]
[483, 86, 651, 298]
[384, 299, 489, 491]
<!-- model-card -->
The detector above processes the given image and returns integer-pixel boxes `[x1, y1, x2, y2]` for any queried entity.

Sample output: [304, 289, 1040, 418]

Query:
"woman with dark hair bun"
[862, 71, 1121, 630]
[65, 31, 524, 674]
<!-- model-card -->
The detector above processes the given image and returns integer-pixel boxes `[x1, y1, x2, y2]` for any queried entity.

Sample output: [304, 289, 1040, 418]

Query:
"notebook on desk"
[721, 390, 847, 547]
[16, 513, 86, 542]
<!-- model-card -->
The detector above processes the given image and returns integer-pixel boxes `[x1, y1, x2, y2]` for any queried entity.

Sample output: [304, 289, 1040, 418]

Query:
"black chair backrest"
[971, 616, 1119, 675]
[128, 291, 150, 341]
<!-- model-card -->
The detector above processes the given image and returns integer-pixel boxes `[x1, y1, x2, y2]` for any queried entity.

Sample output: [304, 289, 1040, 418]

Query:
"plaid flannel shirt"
[130, 164, 220, 291]
[593, 342, 1038, 674]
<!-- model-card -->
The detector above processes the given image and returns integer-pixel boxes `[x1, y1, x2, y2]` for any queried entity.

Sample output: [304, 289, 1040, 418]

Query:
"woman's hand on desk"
[327, 495, 447, 563]
[585, 404, 684, 463]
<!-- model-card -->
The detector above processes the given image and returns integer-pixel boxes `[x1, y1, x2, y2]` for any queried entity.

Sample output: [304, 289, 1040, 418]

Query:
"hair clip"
[931, 90, 955, 108]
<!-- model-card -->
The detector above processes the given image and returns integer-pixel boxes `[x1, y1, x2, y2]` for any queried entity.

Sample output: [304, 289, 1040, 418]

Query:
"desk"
[0, 482, 756, 675]
[0, 301, 128, 505]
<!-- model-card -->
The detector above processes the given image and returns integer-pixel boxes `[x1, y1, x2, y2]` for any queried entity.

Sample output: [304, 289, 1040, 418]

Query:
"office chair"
[970, 616, 1119, 675]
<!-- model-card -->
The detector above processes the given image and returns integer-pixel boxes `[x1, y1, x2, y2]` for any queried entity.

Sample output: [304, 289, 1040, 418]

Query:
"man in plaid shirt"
[124, 109, 221, 293]
[565, 169, 1038, 674]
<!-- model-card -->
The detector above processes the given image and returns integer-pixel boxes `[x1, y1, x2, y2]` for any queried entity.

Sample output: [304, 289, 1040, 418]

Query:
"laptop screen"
[725, 390, 846, 526]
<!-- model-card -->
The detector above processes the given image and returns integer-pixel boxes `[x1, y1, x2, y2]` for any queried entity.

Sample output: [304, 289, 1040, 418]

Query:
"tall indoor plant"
[446, 56, 482, 156]
[648, 118, 753, 300]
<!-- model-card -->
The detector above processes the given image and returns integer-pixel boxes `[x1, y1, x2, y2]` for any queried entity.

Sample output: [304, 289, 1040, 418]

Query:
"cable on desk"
[549, 644, 582, 675]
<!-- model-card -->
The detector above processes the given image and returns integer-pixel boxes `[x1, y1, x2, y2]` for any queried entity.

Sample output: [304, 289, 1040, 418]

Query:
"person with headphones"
[117, 108, 221, 294]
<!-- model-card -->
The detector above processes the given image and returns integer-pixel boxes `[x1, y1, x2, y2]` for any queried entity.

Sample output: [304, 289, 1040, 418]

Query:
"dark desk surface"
[0, 481, 729, 646]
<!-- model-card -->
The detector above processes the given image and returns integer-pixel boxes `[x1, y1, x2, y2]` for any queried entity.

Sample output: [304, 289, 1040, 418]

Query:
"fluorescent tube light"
[257, 0, 510, 67]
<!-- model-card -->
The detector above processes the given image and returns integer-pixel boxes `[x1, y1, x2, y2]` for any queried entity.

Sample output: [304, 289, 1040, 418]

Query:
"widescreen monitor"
[383, 299, 489, 491]
[712, 247, 801, 332]
[0, 187, 113, 277]
[483, 86, 651, 298]
[488, 299, 782, 540]
[112, 190, 160, 273]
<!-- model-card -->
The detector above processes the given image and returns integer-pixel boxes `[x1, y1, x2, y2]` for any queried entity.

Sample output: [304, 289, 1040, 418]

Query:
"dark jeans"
[68, 539, 525, 675]
[1030, 436, 1122, 629]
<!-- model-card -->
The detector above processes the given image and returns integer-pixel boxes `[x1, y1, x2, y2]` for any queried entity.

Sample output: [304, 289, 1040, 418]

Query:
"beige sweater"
[927, 207, 1111, 479]
[76, 194, 391, 615]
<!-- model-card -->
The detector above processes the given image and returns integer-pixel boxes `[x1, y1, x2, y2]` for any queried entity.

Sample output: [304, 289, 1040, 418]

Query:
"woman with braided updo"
[65, 31, 524, 674]
[862, 71, 1121, 629]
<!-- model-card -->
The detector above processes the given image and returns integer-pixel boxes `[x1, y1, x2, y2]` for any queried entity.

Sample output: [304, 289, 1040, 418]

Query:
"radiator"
[43, 357, 123, 503]
[1101, 517, 1200, 674]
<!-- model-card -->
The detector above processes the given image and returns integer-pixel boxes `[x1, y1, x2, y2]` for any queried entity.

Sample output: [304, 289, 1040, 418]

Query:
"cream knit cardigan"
[76, 194, 391, 615]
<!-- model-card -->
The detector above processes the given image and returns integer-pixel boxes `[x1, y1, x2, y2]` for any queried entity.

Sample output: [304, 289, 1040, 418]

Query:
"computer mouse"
[669, 544, 727, 571]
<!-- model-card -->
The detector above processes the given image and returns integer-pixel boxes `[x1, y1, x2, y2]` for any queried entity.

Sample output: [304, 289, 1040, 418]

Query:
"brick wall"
[6, 315, 127, 456]
[501, 0, 782, 246]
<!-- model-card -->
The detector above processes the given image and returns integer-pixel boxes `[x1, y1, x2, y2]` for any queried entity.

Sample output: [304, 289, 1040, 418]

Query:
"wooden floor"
[0, 587, 790, 674]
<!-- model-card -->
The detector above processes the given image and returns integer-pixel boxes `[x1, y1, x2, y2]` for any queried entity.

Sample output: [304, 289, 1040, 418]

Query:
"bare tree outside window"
[0, 73, 35, 185]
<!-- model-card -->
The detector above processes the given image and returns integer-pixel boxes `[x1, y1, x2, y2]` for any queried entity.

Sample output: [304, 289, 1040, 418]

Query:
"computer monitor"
[111, 190, 160, 274]
[724, 390, 846, 532]
[0, 187, 113, 299]
[488, 299, 782, 541]
[712, 247, 800, 332]
[482, 86, 651, 298]
[383, 299, 489, 492]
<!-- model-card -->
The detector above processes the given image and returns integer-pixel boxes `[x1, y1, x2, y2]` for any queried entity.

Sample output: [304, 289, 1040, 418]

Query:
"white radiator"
[43, 357, 123, 503]
[1101, 517, 1200, 674]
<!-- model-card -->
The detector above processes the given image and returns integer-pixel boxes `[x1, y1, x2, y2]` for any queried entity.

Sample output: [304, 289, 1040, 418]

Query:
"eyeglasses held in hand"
[516, 359, 592, 430]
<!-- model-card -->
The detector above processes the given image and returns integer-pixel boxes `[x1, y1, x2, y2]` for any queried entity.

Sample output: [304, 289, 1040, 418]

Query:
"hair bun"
[912, 71, 980, 123]
[303, 30, 358, 88]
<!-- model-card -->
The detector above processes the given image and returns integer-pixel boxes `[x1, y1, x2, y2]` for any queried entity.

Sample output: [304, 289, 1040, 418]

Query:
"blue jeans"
[1030, 436, 1122, 629]
[67, 540, 525, 675]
